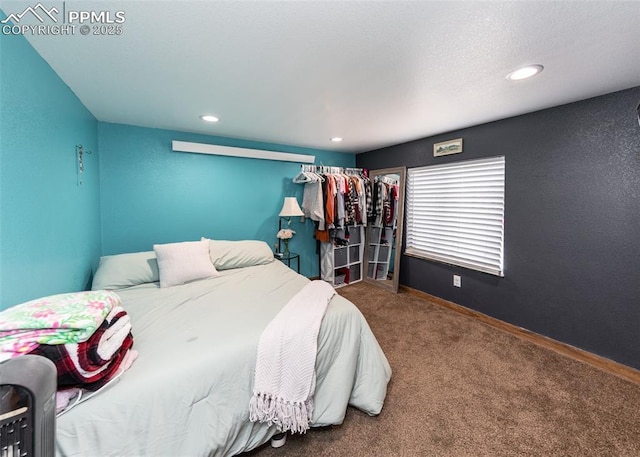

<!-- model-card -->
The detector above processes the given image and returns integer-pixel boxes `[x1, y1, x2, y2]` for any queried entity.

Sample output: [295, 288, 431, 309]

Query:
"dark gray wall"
[357, 87, 640, 370]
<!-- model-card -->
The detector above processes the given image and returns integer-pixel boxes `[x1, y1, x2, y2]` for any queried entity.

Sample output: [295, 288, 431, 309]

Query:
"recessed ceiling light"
[200, 115, 220, 123]
[331, 137, 343, 142]
[506, 64, 544, 81]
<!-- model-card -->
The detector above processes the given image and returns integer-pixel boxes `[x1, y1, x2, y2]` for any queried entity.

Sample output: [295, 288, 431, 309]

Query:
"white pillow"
[153, 240, 220, 288]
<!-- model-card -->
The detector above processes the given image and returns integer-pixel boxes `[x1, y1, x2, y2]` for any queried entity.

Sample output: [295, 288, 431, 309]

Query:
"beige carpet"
[246, 282, 640, 456]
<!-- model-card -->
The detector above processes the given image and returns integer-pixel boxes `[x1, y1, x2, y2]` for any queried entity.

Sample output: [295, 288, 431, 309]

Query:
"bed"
[54, 239, 392, 456]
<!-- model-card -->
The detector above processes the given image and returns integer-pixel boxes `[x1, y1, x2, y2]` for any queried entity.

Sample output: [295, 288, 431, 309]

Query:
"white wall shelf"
[172, 140, 315, 163]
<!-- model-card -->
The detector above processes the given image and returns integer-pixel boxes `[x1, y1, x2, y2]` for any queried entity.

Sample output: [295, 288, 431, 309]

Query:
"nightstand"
[278, 252, 300, 273]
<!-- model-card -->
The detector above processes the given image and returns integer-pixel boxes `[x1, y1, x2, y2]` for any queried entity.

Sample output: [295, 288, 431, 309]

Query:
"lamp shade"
[279, 197, 304, 217]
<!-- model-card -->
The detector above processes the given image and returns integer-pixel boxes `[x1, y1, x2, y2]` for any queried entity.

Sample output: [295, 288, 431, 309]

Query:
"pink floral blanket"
[0, 290, 120, 360]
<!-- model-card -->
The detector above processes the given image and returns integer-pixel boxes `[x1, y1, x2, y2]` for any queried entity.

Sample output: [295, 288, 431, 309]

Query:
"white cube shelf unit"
[320, 225, 365, 288]
[367, 225, 394, 281]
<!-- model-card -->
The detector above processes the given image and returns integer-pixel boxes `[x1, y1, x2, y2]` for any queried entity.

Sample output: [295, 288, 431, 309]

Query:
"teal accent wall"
[98, 123, 354, 278]
[0, 28, 101, 309]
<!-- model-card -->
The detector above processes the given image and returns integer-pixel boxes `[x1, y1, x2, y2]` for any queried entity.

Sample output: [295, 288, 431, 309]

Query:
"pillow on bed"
[92, 251, 159, 290]
[154, 239, 220, 288]
[204, 239, 275, 270]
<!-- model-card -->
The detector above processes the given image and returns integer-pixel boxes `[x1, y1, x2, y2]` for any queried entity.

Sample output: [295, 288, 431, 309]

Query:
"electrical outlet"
[453, 274, 461, 287]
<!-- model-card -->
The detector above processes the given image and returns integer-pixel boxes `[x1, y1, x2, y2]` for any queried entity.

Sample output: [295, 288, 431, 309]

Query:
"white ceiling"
[6, 1, 640, 153]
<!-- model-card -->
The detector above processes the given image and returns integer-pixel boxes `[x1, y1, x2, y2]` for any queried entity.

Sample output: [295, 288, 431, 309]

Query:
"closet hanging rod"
[300, 164, 364, 174]
[173, 141, 315, 164]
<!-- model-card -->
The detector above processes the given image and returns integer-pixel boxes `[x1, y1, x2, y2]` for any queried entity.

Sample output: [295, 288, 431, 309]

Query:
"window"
[405, 156, 505, 276]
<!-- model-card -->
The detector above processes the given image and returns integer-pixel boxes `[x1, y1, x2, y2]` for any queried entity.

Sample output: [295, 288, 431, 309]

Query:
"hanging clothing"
[365, 179, 373, 220]
[294, 166, 371, 242]
[302, 181, 325, 231]
[372, 178, 399, 228]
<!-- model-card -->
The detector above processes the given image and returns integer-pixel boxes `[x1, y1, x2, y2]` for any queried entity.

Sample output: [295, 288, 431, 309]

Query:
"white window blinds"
[405, 156, 505, 276]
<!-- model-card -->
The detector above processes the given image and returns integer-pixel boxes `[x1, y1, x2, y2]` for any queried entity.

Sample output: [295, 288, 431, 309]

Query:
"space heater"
[0, 355, 57, 457]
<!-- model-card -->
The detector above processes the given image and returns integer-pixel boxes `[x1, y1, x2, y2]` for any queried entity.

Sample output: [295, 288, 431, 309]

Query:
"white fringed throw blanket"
[249, 280, 336, 433]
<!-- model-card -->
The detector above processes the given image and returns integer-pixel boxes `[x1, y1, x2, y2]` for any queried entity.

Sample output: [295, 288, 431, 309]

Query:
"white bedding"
[56, 260, 391, 456]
